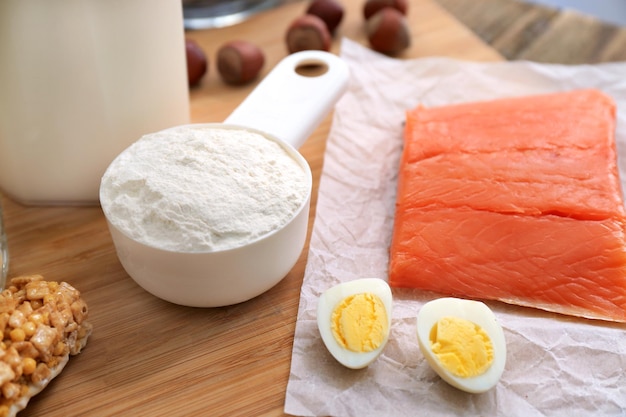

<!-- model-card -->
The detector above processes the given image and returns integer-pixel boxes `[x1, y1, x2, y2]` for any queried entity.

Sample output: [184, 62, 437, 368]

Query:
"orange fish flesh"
[388, 89, 626, 322]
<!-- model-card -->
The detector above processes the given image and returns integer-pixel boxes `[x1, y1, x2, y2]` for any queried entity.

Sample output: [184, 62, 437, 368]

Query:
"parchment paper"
[284, 38, 626, 417]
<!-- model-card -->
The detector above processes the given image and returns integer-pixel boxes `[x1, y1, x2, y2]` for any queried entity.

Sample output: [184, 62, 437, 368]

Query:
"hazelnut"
[306, 0, 345, 35]
[185, 38, 208, 87]
[366, 8, 411, 55]
[217, 40, 265, 85]
[363, 0, 408, 19]
[285, 14, 332, 54]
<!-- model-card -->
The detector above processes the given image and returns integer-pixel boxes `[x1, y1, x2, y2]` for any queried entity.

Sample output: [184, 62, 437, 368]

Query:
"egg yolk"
[331, 293, 388, 352]
[429, 316, 494, 378]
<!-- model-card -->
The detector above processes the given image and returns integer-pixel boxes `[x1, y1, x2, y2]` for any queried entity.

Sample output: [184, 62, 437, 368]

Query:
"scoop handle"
[224, 50, 350, 149]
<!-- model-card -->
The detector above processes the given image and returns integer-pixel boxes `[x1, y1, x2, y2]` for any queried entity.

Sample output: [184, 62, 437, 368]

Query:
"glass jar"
[0, 199, 7, 288]
[0, 0, 190, 205]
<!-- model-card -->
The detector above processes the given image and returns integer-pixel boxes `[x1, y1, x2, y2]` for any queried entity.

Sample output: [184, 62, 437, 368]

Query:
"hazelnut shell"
[285, 14, 332, 54]
[366, 8, 411, 55]
[306, 0, 345, 35]
[363, 0, 409, 20]
[185, 39, 208, 87]
[217, 40, 265, 85]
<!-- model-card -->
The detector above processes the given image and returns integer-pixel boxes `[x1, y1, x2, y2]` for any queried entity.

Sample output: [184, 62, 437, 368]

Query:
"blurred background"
[181, 0, 626, 29]
[522, 0, 626, 26]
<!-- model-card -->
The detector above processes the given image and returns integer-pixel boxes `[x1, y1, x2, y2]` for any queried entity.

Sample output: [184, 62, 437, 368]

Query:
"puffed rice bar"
[0, 275, 92, 417]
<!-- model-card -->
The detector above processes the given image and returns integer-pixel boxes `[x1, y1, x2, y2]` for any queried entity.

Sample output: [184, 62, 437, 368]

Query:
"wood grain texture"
[435, 0, 626, 63]
[4, 0, 607, 415]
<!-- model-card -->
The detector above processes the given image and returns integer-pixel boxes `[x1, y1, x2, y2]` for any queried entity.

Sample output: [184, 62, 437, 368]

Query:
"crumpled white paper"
[284, 38, 626, 417]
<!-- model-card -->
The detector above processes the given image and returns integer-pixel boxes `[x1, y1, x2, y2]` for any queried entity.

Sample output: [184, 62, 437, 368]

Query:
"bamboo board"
[2, 1, 502, 415]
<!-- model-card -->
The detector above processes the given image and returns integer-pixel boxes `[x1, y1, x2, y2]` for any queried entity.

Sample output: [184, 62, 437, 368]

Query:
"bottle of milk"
[0, 0, 190, 205]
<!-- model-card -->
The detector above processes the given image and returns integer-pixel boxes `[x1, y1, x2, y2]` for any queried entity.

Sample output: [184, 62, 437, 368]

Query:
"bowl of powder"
[99, 51, 349, 307]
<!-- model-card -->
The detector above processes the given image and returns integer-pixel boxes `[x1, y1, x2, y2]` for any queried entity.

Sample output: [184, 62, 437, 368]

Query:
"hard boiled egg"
[317, 278, 392, 369]
[416, 297, 506, 394]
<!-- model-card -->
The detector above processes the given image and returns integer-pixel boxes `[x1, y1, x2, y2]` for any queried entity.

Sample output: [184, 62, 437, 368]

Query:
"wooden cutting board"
[3, 1, 502, 416]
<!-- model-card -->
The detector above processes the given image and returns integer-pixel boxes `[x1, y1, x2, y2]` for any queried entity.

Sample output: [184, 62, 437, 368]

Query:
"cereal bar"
[0, 275, 92, 416]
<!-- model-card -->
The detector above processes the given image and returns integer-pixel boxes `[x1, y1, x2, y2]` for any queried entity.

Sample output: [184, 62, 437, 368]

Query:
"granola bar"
[0, 275, 92, 416]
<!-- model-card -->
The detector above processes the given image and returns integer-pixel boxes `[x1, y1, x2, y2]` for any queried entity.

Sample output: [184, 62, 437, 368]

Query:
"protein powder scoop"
[99, 50, 349, 307]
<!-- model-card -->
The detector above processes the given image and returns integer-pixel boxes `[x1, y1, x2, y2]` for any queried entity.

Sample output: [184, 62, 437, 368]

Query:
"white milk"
[0, 0, 190, 205]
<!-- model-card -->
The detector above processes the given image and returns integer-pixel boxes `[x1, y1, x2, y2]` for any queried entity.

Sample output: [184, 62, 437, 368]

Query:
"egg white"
[416, 297, 506, 394]
[317, 278, 393, 369]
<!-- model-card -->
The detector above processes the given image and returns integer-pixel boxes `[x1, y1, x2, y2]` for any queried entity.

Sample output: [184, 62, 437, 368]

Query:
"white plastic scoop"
[100, 51, 349, 307]
[225, 50, 349, 148]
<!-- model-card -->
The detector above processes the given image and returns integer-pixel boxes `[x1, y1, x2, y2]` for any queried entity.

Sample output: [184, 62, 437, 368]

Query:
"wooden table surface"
[1, 0, 621, 416]
[434, 0, 626, 63]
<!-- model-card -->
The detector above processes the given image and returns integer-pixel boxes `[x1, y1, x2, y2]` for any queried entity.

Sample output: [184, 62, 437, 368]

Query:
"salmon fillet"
[388, 89, 626, 322]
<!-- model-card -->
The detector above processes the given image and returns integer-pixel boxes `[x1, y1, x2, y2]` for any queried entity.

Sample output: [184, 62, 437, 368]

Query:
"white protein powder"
[100, 126, 309, 252]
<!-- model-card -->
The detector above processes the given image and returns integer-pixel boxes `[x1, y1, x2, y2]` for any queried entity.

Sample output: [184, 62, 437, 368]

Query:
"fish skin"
[389, 89, 626, 322]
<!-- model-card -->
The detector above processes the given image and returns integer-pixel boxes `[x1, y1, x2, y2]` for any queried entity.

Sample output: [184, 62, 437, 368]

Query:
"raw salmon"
[388, 89, 626, 322]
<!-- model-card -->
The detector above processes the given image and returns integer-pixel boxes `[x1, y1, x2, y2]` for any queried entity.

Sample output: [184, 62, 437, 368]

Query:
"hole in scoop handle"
[223, 51, 350, 149]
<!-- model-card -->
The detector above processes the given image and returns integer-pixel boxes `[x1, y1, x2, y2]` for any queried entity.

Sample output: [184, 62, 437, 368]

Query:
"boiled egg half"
[416, 297, 506, 394]
[317, 278, 392, 369]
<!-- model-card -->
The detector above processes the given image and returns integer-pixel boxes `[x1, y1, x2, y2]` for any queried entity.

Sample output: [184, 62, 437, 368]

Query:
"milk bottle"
[0, 0, 190, 204]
